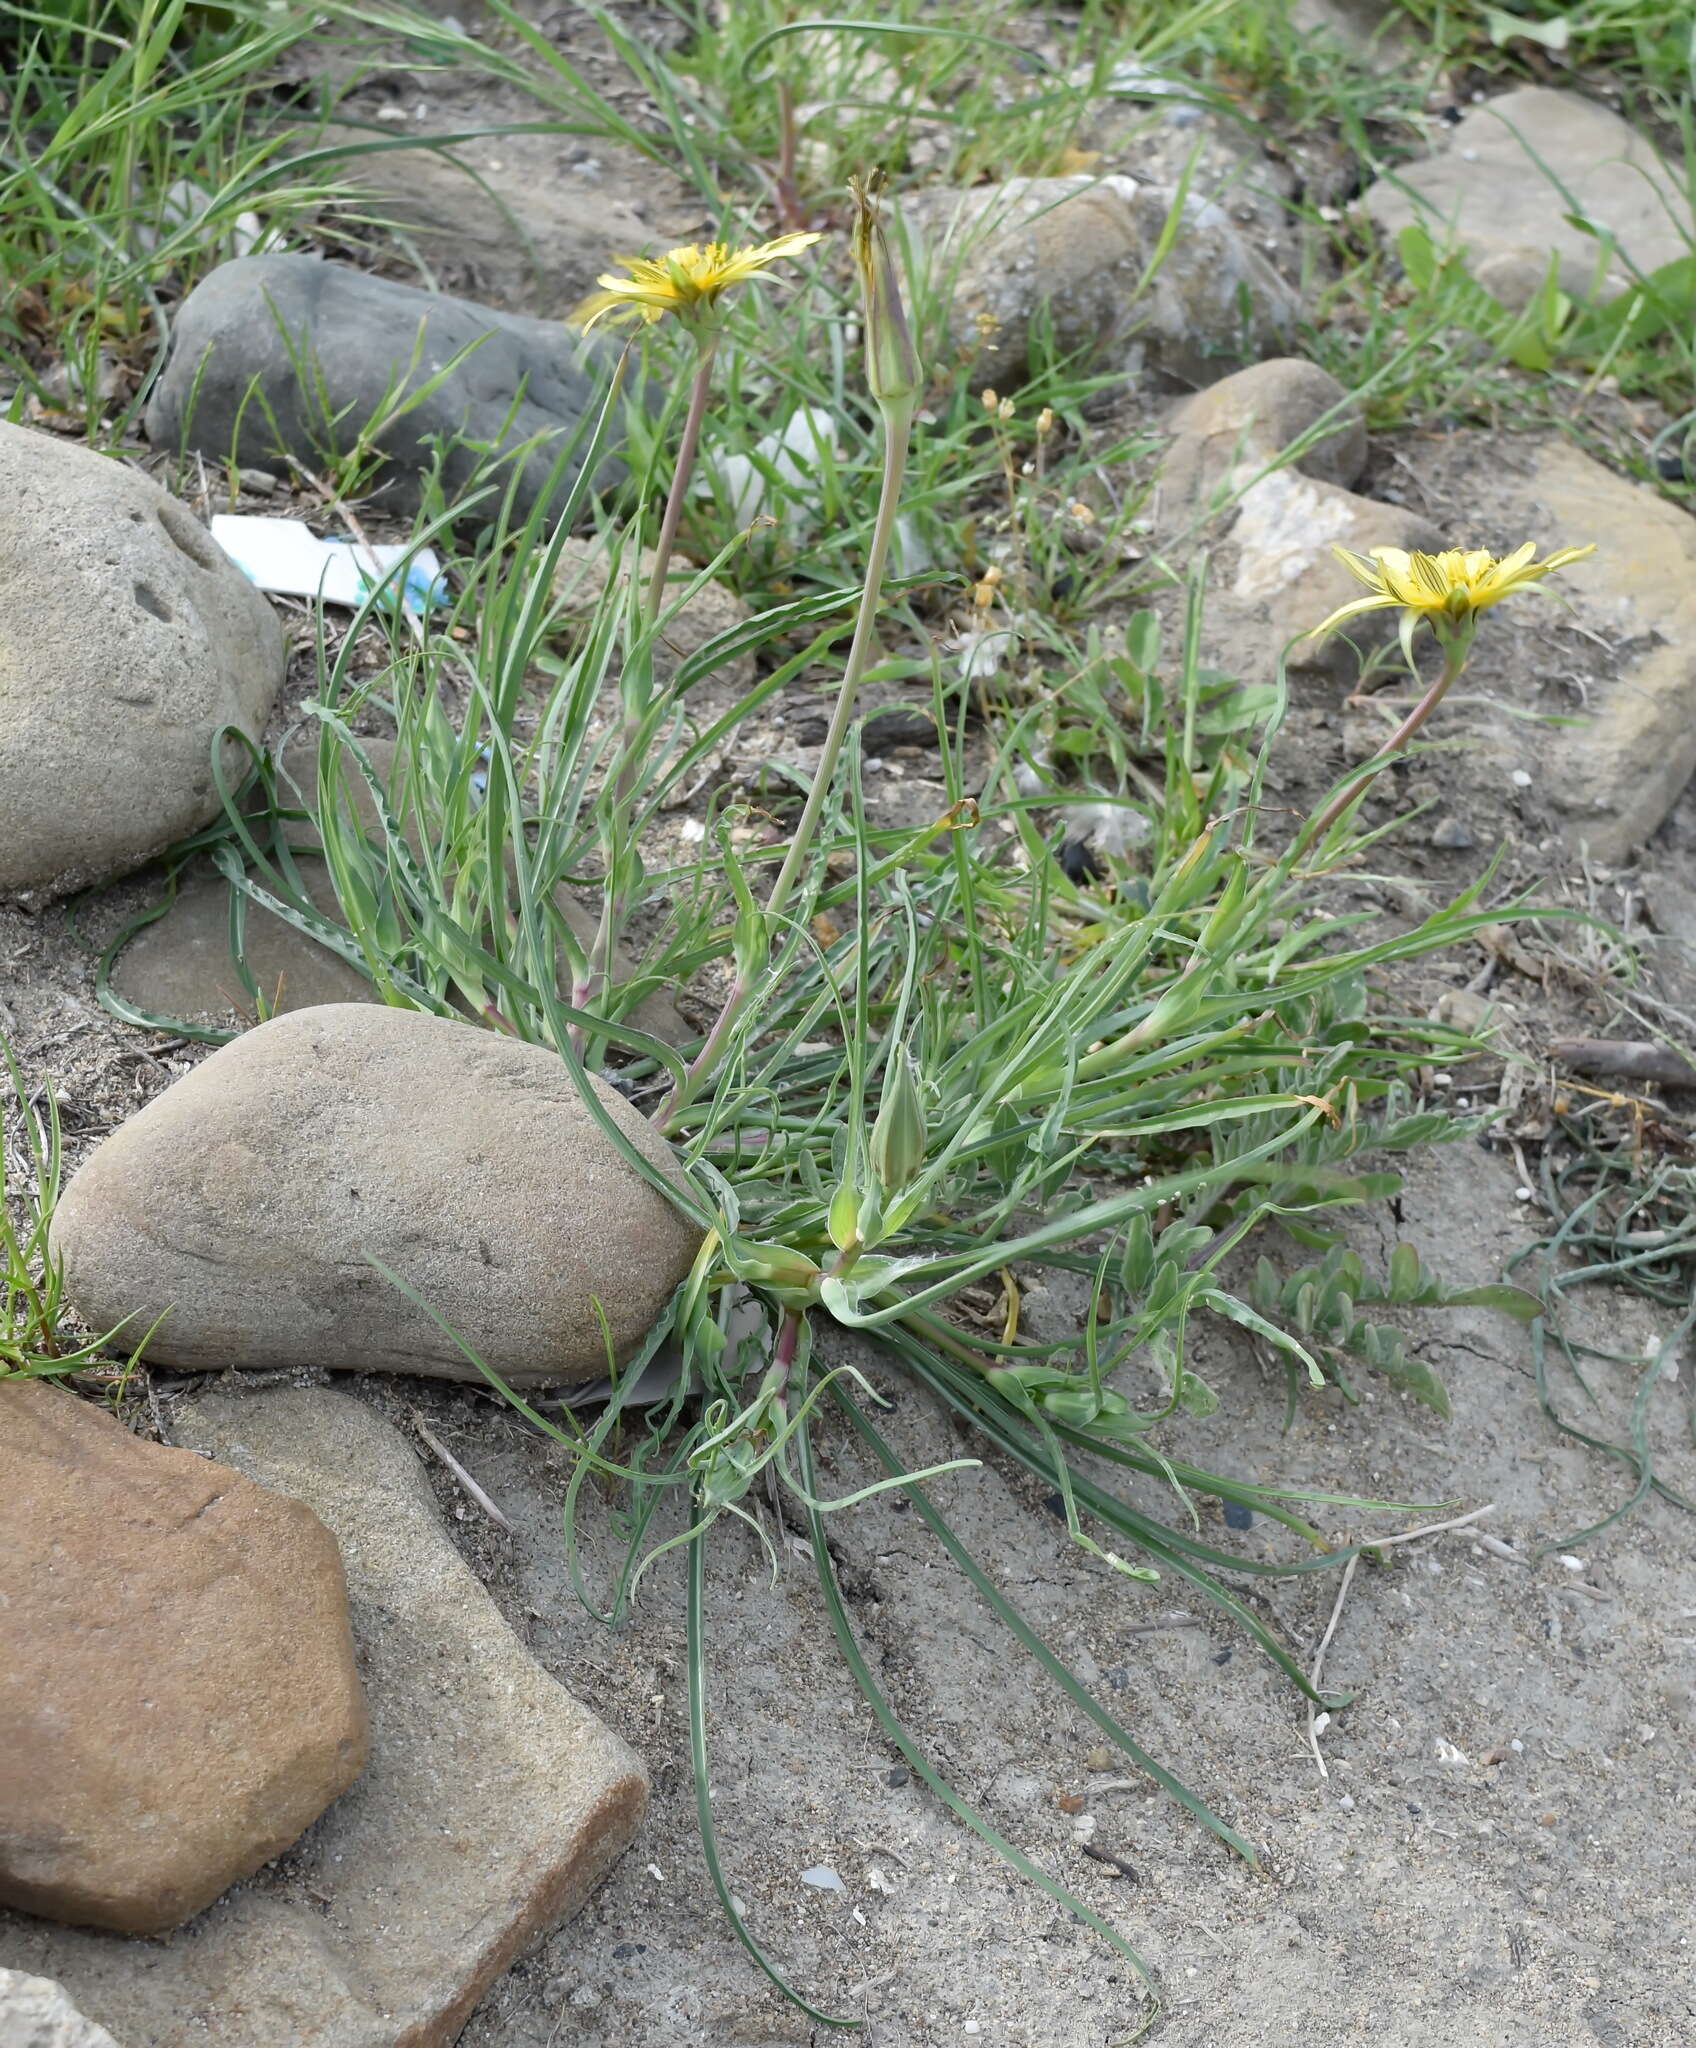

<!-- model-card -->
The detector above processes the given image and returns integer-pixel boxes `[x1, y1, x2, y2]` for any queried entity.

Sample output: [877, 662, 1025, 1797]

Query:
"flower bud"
[827, 1178, 862, 1253]
[850, 169, 922, 417]
[868, 1048, 926, 1194]
[730, 1238, 822, 1309]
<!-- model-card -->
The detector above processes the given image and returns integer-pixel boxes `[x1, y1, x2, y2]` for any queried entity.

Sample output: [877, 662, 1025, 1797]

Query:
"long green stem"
[574, 335, 718, 1046]
[646, 333, 718, 616]
[653, 399, 914, 1132]
[762, 407, 913, 928]
[1296, 632, 1470, 858]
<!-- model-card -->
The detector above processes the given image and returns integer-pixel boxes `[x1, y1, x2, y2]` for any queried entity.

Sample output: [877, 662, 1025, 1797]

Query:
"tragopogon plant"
[119, 173, 1593, 2020]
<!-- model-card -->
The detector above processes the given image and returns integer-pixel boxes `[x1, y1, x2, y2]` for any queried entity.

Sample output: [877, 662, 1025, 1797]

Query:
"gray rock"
[1362, 89, 1690, 306]
[1292, 0, 1414, 67]
[1224, 468, 1443, 672]
[144, 255, 625, 523]
[1430, 815, 1477, 851]
[1162, 358, 1367, 518]
[0, 423, 285, 900]
[51, 1003, 703, 1386]
[0, 1971, 122, 2048]
[1, 1388, 648, 2048]
[107, 861, 382, 1025]
[1512, 441, 1696, 859]
[904, 174, 1297, 387]
[1080, 76, 1309, 267]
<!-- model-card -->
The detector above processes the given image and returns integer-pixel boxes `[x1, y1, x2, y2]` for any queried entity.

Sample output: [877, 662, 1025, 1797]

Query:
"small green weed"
[1, 1042, 139, 1382]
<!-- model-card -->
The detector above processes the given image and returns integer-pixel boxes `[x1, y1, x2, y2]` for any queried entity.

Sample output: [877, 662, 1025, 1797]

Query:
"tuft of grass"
[1, 0, 351, 436]
[1, 1041, 143, 1382]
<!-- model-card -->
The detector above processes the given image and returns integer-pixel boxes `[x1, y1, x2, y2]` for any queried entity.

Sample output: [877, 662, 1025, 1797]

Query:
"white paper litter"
[210, 514, 445, 615]
[701, 404, 841, 530]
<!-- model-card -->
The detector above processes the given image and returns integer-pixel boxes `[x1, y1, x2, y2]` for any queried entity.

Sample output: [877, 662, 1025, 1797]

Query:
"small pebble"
[1430, 816, 1476, 850]
[1511, 769, 1533, 789]
[237, 467, 278, 496]
[1515, 1186, 1532, 1201]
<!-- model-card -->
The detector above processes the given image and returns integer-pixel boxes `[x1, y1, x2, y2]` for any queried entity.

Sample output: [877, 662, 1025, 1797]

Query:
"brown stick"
[1550, 1038, 1696, 1090]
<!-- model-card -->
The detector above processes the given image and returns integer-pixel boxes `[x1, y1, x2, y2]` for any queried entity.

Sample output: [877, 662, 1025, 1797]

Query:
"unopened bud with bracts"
[869, 1048, 926, 1195]
[849, 168, 921, 420]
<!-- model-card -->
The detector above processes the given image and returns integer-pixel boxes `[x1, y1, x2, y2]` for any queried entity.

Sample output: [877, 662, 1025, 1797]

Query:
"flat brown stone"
[0, 1388, 648, 2047]
[0, 1379, 366, 1936]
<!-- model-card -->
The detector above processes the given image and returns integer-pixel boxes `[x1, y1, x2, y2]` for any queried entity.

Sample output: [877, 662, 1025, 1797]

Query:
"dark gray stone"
[144, 255, 626, 522]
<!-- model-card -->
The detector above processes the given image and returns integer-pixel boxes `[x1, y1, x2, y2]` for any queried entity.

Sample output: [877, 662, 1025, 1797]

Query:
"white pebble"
[1515, 1186, 1532, 1201]
[1511, 769, 1533, 788]
[1557, 1554, 1585, 1571]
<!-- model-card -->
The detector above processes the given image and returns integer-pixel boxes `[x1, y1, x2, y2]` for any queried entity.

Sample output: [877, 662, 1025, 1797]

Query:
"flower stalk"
[566, 233, 819, 1040]
[1295, 628, 1472, 858]
[645, 332, 719, 617]
[654, 171, 920, 1132]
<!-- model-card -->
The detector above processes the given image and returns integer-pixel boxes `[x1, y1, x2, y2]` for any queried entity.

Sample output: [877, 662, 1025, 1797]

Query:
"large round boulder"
[0, 422, 285, 898]
[51, 1004, 703, 1386]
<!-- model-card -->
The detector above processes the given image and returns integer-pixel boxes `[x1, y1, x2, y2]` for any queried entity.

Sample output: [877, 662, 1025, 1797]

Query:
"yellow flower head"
[575, 232, 822, 331]
[1313, 540, 1595, 646]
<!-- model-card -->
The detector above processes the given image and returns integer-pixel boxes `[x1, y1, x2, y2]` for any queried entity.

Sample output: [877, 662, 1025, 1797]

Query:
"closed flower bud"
[850, 169, 922, 417]
[868, 1049, 926, 1194]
